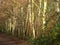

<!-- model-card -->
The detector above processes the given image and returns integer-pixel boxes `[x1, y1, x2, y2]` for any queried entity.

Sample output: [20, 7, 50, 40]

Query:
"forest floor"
[0, 33, 29, 45]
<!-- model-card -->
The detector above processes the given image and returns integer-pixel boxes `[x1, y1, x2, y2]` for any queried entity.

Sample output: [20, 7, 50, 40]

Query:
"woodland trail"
[0, 33, 29, 45]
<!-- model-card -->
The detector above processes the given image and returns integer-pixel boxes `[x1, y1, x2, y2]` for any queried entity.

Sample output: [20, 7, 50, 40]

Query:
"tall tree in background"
[0, 0, 60, 40]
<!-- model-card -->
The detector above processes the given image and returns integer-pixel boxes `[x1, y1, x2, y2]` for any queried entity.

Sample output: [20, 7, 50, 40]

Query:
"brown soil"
[0, 33, 29, 45]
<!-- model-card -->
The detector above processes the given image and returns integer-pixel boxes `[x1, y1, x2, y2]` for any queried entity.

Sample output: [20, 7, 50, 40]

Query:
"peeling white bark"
[43, 0, 47, 31]
[27, 0, 35, 39]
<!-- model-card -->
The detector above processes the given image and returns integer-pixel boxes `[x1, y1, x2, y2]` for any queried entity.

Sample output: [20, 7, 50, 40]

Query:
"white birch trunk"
[31, 0, 35, 39]
[56, 0, 60, 12]
[12, 16, 16, 35]
[42, 0, 47, 31]
[27, 0, 35, 39]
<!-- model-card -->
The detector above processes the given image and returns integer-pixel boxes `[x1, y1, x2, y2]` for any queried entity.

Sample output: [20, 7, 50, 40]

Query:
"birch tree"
[42, 0, 47, 31]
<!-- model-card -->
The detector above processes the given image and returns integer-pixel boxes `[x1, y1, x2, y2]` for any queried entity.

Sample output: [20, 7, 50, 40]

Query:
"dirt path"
[0, 33, 29, 45]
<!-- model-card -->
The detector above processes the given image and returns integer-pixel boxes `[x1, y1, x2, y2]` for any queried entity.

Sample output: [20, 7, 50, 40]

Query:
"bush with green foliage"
[28, 19, 60, 45]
